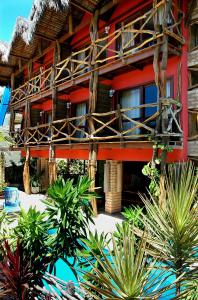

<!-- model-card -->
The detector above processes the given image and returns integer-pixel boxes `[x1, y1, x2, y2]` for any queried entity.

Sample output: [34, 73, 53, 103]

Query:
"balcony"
[11, 99, 182, 148]
[10, 1, 184, 108]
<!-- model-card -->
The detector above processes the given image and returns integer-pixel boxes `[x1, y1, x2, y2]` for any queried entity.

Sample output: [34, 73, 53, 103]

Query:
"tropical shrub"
[14, 208, 51, 286]
[78, 231, 109, 290]
[0, 241, 34, 300]
[44, 176, 95, 277]
[140, 162, 198, 296]
[122, 206, 144, 229]
[81, 223, 170, 299]
[0, 211, 14, 260]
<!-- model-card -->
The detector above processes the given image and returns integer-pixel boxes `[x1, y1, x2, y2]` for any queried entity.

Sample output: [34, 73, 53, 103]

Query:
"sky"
[0, 0, 33, 42]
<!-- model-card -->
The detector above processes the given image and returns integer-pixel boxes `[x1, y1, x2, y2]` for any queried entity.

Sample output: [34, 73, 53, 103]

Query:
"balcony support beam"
[23, 147, 31, 195]
[88, 9, 100, 216]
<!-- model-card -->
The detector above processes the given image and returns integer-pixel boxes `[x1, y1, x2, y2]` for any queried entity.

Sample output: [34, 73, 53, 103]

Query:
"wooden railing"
[12, 100, 182, 147]
[10, 0, 184, 106]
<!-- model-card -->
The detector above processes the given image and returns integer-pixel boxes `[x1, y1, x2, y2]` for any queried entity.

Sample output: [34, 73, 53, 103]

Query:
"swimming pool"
[46, 258, 178, 299]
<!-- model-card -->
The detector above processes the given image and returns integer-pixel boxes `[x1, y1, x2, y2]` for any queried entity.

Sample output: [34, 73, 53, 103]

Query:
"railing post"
[116, 104, 124, 142]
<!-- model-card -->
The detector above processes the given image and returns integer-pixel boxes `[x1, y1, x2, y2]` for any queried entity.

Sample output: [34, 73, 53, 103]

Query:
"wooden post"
[158, 0, 172, 207]
[28, 60, 33, 80]
[56, 40, 61, 63]
[88, 144, 98, 216]
[69, 14, 73, 35]
[87, 10, 99, 215]
[10, 73, 15, 135]
[23, 147, 31, 194]
[49, 144, 56, 186]
[0, 152, 5, 184]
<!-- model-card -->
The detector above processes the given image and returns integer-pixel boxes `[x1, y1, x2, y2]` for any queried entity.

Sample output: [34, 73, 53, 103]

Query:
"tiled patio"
[3, 191, 123, 236]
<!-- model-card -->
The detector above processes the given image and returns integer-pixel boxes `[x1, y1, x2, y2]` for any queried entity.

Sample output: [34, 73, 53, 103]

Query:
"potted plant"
[30, 174, 40, 194]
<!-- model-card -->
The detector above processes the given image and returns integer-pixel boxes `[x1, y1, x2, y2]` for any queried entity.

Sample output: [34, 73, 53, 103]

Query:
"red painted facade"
[17, 0, 188, 163]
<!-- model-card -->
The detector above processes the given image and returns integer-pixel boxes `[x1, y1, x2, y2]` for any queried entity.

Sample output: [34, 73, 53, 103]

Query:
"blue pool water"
[48, 259, 177, 299]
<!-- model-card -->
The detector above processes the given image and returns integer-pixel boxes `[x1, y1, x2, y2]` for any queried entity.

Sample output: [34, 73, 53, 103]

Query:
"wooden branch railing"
[12, 100, 182, 147]
[10, 0, 184, 106]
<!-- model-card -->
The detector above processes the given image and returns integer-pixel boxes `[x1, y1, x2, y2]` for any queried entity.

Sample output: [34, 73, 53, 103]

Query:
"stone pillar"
[104, 160, 122, 213]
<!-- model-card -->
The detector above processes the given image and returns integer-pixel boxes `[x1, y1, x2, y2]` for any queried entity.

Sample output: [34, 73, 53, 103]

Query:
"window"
[119, 79, 173, 137]
[189, 112, 198, 138]
[117, 21, 140, 55]
[190, 70, 198, 88]
[75, 102, 87, 139]
[75, 49, 88, 76]
[191, 24, 198, 50]
[120, 88, 141, 136]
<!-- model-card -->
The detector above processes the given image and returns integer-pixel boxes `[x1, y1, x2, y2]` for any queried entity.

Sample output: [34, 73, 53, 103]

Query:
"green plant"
[44, 176, 95, 277]
[0, 240, 34, 300]
[0, 130, 14, 144]
[14, 208, 51, 286]
[183, 280, 198, 300]
[122, 206, 144, 229]
[142, 162, 160, 197]
[81, 224, 171, 299]
[57, 159, 68, 179]
[30, 174, 40, 187]
[140, 162, 198, 296]
[0, 211, 14, 261]
[78, 231, 110, 290]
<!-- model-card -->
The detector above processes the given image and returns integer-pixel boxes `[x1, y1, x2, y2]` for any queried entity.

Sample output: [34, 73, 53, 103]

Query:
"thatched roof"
[0, 0, 113, 85]
[0, 0, 70, 85]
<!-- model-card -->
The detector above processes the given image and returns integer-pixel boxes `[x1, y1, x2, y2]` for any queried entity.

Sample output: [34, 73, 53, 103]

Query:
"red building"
[0, 0, 194, 214]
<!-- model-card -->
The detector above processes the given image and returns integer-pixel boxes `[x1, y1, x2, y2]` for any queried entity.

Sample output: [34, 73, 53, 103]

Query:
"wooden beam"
[68, 13, 73, 35]
[10, 53, 29, 60]
[71, 1, 94, 15]
[0, 63, 14, 68]
[34, 32, 55, 42]
[99, 0, 119, 15]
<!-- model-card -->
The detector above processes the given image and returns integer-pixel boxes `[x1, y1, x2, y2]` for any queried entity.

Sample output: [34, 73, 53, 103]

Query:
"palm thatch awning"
[0, 0, 115, 86]
[0, 0, 70, 85]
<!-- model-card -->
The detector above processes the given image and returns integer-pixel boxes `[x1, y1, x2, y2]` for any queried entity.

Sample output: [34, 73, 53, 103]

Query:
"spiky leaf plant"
[140, 162, 198, 296]
[0, 241, 34, 300]
[81, 223, 172, 299]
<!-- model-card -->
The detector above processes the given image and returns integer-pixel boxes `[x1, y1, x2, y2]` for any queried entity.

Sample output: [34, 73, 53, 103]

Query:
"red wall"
[23, 147, 183, 162]
[21, 0, 188, 162]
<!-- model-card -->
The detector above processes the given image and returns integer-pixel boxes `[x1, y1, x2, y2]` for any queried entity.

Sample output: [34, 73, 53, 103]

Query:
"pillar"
[104, 160, 122, 213]
[49, 144, 57, 185]
[23, 147, 31, 194]
[0, 152, 5, 183]
[37, 158, 49, 191]
[88, 144, 98, 216]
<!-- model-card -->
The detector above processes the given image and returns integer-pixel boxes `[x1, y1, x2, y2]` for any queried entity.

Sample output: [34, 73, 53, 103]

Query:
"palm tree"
[140, 162, 198, 296]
